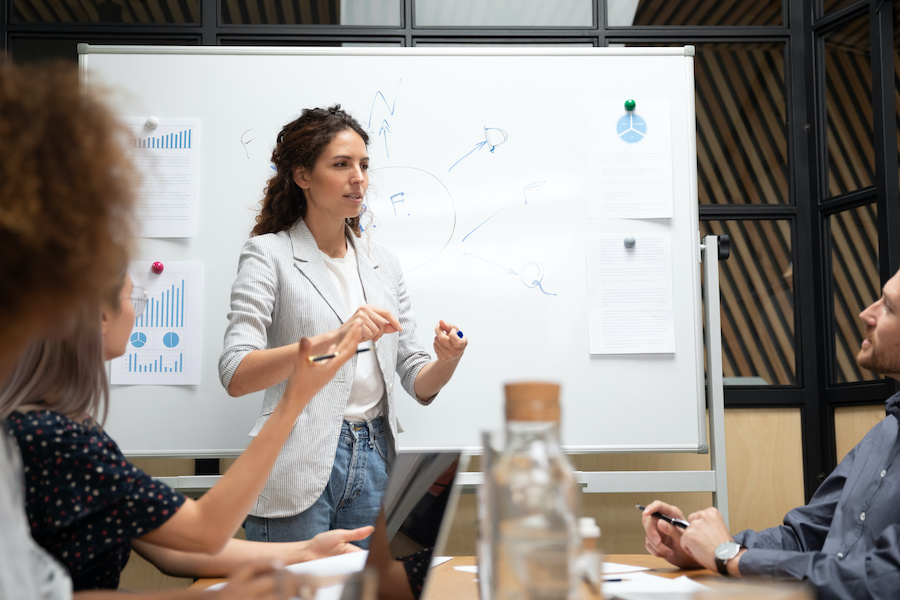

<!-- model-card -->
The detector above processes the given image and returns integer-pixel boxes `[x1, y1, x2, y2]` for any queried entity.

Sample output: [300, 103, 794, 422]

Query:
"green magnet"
[624, 99, 636, 111]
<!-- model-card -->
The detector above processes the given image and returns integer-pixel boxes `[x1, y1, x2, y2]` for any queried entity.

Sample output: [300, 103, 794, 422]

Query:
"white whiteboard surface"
[80, 45, 704, 457]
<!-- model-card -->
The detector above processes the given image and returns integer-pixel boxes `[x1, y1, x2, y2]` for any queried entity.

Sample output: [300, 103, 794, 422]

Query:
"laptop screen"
[358, 451, 467, 600]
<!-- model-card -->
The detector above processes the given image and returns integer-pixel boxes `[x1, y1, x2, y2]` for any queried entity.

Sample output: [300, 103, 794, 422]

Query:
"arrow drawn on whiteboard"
[449, 126, 509, 171]
[369, 82, 401, 158]
[378, 119, 392, 158]
[462, 180, 546, 242]
[449, 140, 488, 172]
[462, 253, 518, 275]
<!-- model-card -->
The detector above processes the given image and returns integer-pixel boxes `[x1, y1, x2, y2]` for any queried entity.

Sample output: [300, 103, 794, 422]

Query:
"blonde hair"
[0, 302, 109, 424]
[0, 261, 128, 424]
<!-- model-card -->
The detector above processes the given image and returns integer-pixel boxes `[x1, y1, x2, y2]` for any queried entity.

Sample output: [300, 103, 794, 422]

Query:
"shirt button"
[881, 470, 887, 477]
[837, 552, 844, 558]
[860, 512, 866, 521]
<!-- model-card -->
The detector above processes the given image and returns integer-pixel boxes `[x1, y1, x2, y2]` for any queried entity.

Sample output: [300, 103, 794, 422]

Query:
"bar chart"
[133, 128, 193, 149]
[136, 279, 185, 329]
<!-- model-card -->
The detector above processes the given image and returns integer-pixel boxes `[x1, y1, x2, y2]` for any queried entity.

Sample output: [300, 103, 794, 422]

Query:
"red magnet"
[151, 261, 164, 274]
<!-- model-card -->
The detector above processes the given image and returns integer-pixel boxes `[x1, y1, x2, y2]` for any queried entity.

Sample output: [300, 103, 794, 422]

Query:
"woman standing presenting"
[219, 105, 467, 546]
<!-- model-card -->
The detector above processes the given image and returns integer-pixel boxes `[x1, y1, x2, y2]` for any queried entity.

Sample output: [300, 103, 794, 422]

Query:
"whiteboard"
[80, 45, 704, 457]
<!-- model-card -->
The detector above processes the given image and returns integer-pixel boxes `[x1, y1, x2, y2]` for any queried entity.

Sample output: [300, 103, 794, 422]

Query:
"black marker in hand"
[636, 504, 689, 529]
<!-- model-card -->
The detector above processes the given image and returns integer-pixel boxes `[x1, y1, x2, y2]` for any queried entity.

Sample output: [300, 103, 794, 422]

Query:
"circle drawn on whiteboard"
[616, 113, 647, 143]
[163, 332, 180, 348]
[130, 332, 147, 348]
[366, 166, 456, 272]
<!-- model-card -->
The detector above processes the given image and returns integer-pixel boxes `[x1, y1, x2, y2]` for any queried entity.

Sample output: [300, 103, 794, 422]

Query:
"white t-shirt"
[0, 430, 71, 600]
[321, 242, 386, 421]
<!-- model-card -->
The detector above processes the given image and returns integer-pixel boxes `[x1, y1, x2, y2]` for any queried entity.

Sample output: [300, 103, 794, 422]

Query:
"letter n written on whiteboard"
[585, 233, 676, 354]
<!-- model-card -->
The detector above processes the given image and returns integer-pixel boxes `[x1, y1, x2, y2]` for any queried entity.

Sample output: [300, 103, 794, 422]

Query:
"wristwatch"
[714, 541, 743, 576]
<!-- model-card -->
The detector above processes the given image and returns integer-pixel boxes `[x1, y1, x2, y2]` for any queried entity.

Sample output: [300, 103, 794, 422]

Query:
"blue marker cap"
[457, 331, 464, 339]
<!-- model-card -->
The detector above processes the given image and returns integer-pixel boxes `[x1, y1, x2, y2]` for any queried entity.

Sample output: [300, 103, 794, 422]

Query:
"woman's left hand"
[303, 526, 374, 561]
[433, 320, 467, 361]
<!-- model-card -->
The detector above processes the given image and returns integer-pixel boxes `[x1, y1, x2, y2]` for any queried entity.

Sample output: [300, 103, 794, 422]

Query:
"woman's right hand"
[346, 304, 401, 343]
[314, 305, 401, 349]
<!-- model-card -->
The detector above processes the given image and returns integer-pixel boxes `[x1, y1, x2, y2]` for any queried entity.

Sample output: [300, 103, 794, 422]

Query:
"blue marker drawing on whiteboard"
[449, 126, 509, 171]
[462, 180, 545, 242]
[368, 82, 401, 158]
[462, 254, 556, 296]
[389, 192, 409, 216]
[521, 262, 556, 296]
[463, 253, 518, 276]
[378, 120, 393, 157]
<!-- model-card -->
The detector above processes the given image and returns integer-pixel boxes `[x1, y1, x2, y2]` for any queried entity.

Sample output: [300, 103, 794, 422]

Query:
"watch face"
[716, 541, 740, 560]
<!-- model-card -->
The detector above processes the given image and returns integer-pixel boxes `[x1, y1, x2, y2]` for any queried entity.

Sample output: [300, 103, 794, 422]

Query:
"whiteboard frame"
[79, 44, 710, 458]
[83, 44, 728, 517]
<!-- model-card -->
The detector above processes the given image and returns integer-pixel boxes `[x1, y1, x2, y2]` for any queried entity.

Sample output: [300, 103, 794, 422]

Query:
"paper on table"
[448, 560, 651, 576]
[603, 571, 713, 598]
[602, 562, 652, 575]
[204, 551, 368, 599]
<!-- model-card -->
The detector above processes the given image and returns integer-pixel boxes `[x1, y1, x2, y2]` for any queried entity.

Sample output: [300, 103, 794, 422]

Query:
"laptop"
[354, 450, 468, 600]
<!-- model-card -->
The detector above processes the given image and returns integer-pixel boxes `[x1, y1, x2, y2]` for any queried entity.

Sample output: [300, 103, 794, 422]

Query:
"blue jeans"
[245, 416, 389, 549]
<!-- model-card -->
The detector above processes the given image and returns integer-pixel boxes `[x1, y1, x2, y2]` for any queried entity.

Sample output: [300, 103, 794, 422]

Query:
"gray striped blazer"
[218, 219, 433, 518]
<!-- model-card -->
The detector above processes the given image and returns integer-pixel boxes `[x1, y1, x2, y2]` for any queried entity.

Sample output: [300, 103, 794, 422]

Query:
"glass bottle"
[577, 516, 602, 597]
[490, 382, 581, 600]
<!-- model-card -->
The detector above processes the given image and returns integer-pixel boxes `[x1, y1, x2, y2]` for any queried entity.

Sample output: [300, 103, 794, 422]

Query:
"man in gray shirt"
[641, 267, 900, 600]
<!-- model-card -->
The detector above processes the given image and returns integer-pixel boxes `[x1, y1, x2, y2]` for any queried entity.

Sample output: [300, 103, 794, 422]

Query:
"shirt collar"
[886, 390, 900, 420]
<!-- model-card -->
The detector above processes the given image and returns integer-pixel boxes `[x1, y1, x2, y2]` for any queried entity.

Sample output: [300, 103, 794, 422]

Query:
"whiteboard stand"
[703, 235, 729, 526]
[455, 235, 729, 523]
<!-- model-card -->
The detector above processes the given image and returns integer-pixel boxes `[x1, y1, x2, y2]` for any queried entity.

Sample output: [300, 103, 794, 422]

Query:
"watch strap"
[715, 541, 742, 576]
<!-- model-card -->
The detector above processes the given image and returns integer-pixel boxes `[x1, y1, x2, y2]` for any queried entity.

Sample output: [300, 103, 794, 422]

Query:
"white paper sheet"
[586, 100, 674, 219]
[586, 232, 676, 354]
[603, 572, 713, 598]
[109, 261, 203, 385]
[124, 116, 201, 238]
[205, 552, 368, 600]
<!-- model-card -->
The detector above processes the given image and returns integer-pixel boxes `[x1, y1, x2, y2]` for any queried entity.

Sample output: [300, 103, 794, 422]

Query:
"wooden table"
[188, 554, 811, 598]
[418, 554, 718, 600]
[189, 554, 717, 598]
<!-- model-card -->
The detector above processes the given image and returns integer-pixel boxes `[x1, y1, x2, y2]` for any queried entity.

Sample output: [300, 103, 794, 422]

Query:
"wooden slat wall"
[633, 0, 782, 26]
[12, 0, 199, 23]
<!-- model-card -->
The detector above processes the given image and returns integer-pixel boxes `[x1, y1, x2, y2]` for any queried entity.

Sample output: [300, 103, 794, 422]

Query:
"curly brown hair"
[0, 60, 136, 360]
[252, 104, 369, 237]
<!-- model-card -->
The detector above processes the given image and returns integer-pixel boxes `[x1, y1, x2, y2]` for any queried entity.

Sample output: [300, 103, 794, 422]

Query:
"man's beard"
[857, 343, 900, 376]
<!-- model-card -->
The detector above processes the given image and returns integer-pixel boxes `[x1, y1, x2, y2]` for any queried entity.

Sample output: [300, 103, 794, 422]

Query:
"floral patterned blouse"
[6, 410, 185, 591]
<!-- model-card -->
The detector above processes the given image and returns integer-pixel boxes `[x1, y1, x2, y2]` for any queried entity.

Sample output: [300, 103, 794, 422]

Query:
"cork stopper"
[504, 381, 561, 423]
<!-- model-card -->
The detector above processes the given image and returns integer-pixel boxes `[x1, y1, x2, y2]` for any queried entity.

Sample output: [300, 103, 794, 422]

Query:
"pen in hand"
[635, 504, 689, 529]
[308, 342, 374, 363]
